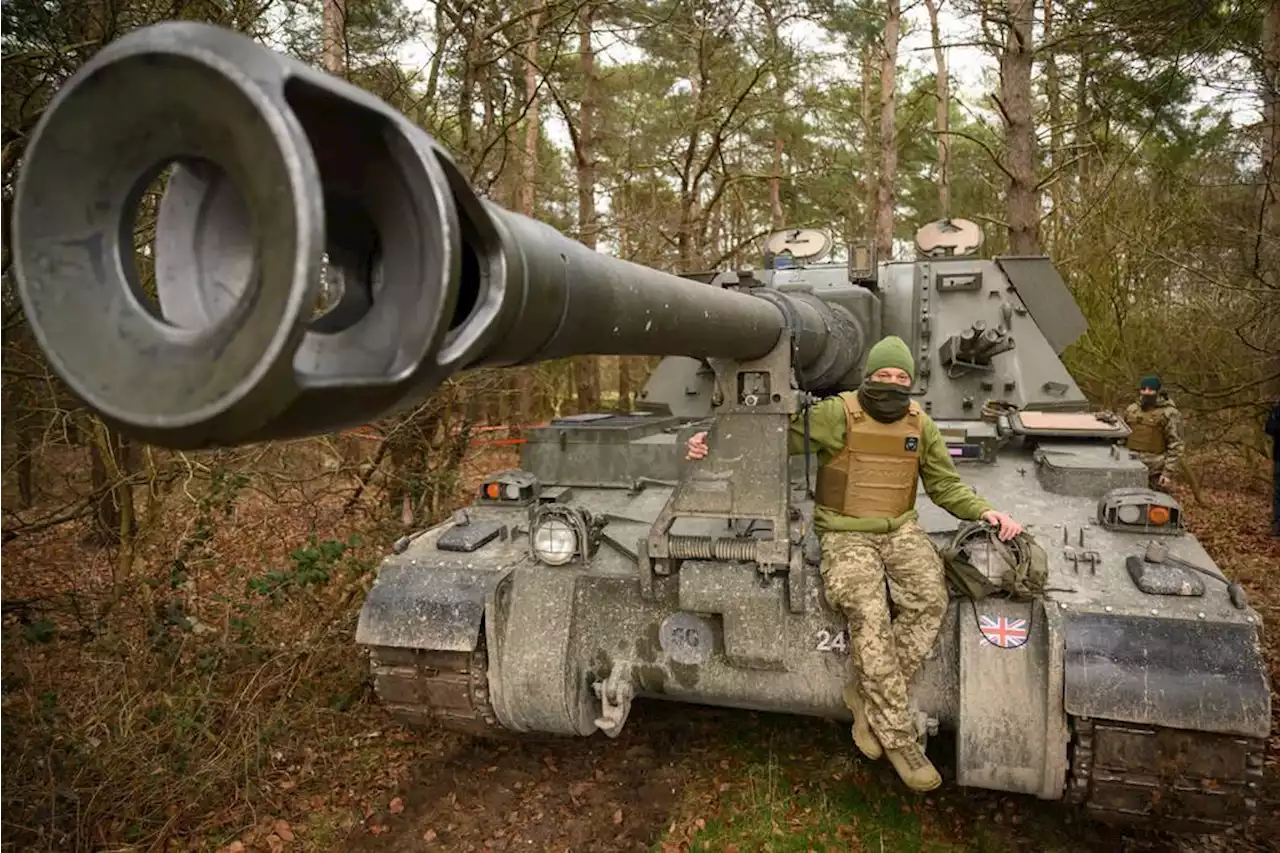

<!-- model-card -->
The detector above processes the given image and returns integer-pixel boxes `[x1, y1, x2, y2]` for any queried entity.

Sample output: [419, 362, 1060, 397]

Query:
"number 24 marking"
[815, 629, 850, 653]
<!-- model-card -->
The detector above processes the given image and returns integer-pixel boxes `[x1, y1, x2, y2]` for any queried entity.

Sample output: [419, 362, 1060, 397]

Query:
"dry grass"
[1, 439, 516, 852]
[1, 438, 1276, 853]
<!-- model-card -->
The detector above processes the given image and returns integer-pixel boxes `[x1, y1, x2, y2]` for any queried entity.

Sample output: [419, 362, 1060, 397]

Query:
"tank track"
[368, 650, 1266, 833]
[1066, 717, 1265, 833]
[367, 642, 503, 736]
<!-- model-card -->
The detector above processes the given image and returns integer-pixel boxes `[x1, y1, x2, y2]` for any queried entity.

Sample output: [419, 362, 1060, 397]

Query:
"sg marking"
[668, 625, 704, 648]
[814, 628, 850, 653]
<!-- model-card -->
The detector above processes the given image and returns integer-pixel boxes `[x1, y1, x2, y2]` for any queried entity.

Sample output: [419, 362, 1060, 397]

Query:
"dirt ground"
[3, 446, 1278, 853]
[329, 703, 1277, 853]
[328, 451, 1280, 853]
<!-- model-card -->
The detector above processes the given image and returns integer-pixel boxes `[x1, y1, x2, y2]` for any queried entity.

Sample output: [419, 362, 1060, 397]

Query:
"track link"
[368, 649, 1266, 833]
[1067, 717, 1264, 833]
[368, 642, 503, 736]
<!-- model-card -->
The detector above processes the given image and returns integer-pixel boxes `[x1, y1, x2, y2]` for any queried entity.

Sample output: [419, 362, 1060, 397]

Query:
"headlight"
[479, 470, 540, 504]
[532, 517, 579, 565]
[1118, 502, 1169, 526]
[1097, 487, 1183, 535]
[528, 504, 596, 565]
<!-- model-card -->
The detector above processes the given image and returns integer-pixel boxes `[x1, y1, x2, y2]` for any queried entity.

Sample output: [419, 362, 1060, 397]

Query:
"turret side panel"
[996, 257, 1088, 354]
[878, 259, 1090, 420]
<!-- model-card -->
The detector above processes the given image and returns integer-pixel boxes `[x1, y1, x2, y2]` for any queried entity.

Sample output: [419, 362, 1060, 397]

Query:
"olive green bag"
[940, 521, 1049, 602]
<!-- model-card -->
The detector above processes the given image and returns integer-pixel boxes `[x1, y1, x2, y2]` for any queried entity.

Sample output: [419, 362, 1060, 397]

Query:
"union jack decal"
[979, 615, 1029, 649]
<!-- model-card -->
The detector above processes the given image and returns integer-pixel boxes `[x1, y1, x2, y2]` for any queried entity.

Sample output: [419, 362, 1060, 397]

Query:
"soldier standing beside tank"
[1266, 402, 1280, 538]
[685, 335, 1023, 793]
[1121, 376, 1185, 492]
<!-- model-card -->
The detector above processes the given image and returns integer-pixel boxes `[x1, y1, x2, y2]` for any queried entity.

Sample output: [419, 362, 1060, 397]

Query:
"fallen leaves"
[13, 446, 1279, 853]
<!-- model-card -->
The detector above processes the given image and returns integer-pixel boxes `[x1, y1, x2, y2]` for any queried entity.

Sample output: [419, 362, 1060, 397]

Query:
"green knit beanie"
[1139, 375, 1161, 391]
[863, 335, 915, 381]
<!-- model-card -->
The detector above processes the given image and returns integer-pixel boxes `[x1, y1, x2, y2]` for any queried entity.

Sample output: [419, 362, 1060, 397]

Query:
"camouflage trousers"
[1134, 451, 1170, 492]
[820, 521, 947, 750]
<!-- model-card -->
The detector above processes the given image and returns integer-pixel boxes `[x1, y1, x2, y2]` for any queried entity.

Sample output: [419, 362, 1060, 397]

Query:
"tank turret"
[640, 216, 1090, 424]
[11, 22, 1269, 836]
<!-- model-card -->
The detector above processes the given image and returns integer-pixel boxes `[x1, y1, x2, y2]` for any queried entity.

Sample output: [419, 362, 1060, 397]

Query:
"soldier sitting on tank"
[685, 335, 1023, 793]
[1121, 376, 1184, 492]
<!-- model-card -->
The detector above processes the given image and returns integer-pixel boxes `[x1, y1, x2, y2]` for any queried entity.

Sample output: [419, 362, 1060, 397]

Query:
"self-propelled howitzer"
[11, 21, 1270, 837]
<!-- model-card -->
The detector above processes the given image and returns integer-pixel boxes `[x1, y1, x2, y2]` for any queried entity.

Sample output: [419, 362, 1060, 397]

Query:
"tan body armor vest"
[1126, 412, 1167, 454]
[815, 393, 923, 519]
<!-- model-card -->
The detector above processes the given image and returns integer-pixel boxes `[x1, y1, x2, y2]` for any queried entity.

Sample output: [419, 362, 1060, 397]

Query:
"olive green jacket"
[789, 393, 995, 534]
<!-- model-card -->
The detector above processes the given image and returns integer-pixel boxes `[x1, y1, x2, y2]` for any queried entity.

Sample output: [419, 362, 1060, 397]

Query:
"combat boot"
[841, 683, 882, 760]
[884, 741, 942, 792]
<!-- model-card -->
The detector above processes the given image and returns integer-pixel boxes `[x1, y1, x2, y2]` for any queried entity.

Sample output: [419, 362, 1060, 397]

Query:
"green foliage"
[655, 713, 989, 852]
[22, 617, 57, 645]
[681, 766, 963, 852]
[247, 534, 363, 603]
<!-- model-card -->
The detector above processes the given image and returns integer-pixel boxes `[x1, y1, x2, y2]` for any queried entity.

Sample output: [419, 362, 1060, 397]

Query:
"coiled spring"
[666, 535, 758, 561]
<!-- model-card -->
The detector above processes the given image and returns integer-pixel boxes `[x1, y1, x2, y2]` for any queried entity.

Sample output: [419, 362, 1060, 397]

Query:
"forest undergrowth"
[1, 441, 1278, 853]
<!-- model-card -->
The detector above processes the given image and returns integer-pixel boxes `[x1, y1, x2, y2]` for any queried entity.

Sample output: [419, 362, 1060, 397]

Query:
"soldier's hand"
[686, 431, 709, 461]
[981, 510, 1023, 542]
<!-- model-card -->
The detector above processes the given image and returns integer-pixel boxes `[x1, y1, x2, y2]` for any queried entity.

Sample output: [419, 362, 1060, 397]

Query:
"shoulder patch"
[904, 436, 919, 452]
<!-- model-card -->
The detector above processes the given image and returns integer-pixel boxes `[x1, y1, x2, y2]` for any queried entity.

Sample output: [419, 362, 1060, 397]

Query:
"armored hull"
[357, 255, 1270, 834]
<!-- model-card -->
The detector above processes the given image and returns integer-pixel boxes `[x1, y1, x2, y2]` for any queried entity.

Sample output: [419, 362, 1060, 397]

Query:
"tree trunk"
[74, 0, 112, 63]
[1074, 46, 1094, 188]
[614, 190, 636, 410]
[924, 0, 950, 220]
[576, 7, 598, 251]
[874, 0, 901, 260]
[89, 433, 117, 541]
[15, 429, 34, 508]
[458, 8, 479, 169]
[677, 63, 705, 271]
[1261, 0, 1279, 266]
[322, 0, 346, 75]
[519, 9, 542, 218]
[572, 360, 600, 412]
[770, 137, 785, 229]
[89, 419, 136, 551]
[1042, 0, 1062, 243]
[1000, 0, 1039, 255]
[860, 44, 876, 236]
[618, 359, 635, 412]
[573, 6, 601, 412]
[507, 7, 544, 424]
[1260, 0, 1280, 396]
[423, 0, 450, 127]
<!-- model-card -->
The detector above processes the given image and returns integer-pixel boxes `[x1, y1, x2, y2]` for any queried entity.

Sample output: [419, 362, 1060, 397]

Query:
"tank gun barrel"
[13, 22, 863, 449]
